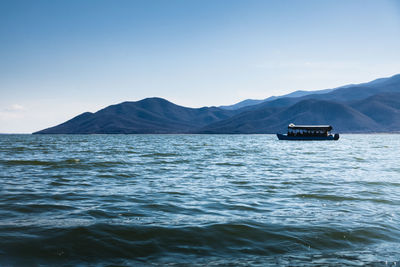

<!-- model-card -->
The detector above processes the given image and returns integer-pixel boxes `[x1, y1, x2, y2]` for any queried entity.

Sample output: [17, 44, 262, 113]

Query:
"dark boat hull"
[277, 133, 339, 141]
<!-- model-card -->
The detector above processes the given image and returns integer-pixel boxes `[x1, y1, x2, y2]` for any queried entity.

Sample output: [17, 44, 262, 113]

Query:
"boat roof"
[288, 124, 332, 131]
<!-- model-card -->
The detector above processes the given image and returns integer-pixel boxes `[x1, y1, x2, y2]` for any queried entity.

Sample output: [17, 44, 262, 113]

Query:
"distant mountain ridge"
[35, 98, 239, 134]
[219, 74, 400, 110]
[34, 74, 400, 134]
[218, 88, 335, 110]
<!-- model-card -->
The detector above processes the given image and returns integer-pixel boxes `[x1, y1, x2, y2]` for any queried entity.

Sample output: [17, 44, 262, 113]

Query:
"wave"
[0, 159, 130, 170]
[294, 193, 396, 204]
[0, 222, 397, 265]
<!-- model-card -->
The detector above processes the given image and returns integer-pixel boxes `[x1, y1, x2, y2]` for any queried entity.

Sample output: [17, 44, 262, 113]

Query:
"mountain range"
[34, 74, 400, 134]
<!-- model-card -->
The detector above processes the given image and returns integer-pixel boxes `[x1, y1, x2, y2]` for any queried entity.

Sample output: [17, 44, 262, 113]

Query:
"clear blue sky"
[1, 0, 400, 133]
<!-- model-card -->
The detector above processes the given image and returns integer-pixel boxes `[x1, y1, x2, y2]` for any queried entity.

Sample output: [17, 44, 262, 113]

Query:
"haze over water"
[1, 134, 400, 265]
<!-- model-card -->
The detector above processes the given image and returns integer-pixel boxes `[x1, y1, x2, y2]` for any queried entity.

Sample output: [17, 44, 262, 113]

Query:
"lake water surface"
[1, 134, 400, 266]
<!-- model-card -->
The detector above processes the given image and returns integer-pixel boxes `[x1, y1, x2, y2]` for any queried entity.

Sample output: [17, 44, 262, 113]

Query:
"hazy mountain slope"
[351, 92, 400, 131]
[198, 99, 380, 133]
[34, 98, 238, 134]
[200, 90, 400, 134]
[219, 99, 270, 110]
[199, 106, 285, 133]
[219, 88, 334, 110]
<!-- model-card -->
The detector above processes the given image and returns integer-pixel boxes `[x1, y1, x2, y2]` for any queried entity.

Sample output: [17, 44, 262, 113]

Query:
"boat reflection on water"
[277, 123, 339, 141]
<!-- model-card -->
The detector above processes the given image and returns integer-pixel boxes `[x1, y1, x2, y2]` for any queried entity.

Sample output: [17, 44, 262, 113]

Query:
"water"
[1, 134, 400, 266]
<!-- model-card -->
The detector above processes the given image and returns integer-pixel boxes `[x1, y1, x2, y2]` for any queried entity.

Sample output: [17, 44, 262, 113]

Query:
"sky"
[1, 0, 400, 133]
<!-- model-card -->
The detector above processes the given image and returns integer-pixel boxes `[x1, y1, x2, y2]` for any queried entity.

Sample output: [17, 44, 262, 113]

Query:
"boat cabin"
[287, 123, 332, 137]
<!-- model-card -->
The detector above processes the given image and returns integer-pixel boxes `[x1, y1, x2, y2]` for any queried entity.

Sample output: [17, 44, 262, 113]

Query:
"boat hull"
[277, 133, 339, 141]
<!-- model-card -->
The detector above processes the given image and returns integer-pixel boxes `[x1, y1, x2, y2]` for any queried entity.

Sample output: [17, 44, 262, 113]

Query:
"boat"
[277, 123, 339, 140]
